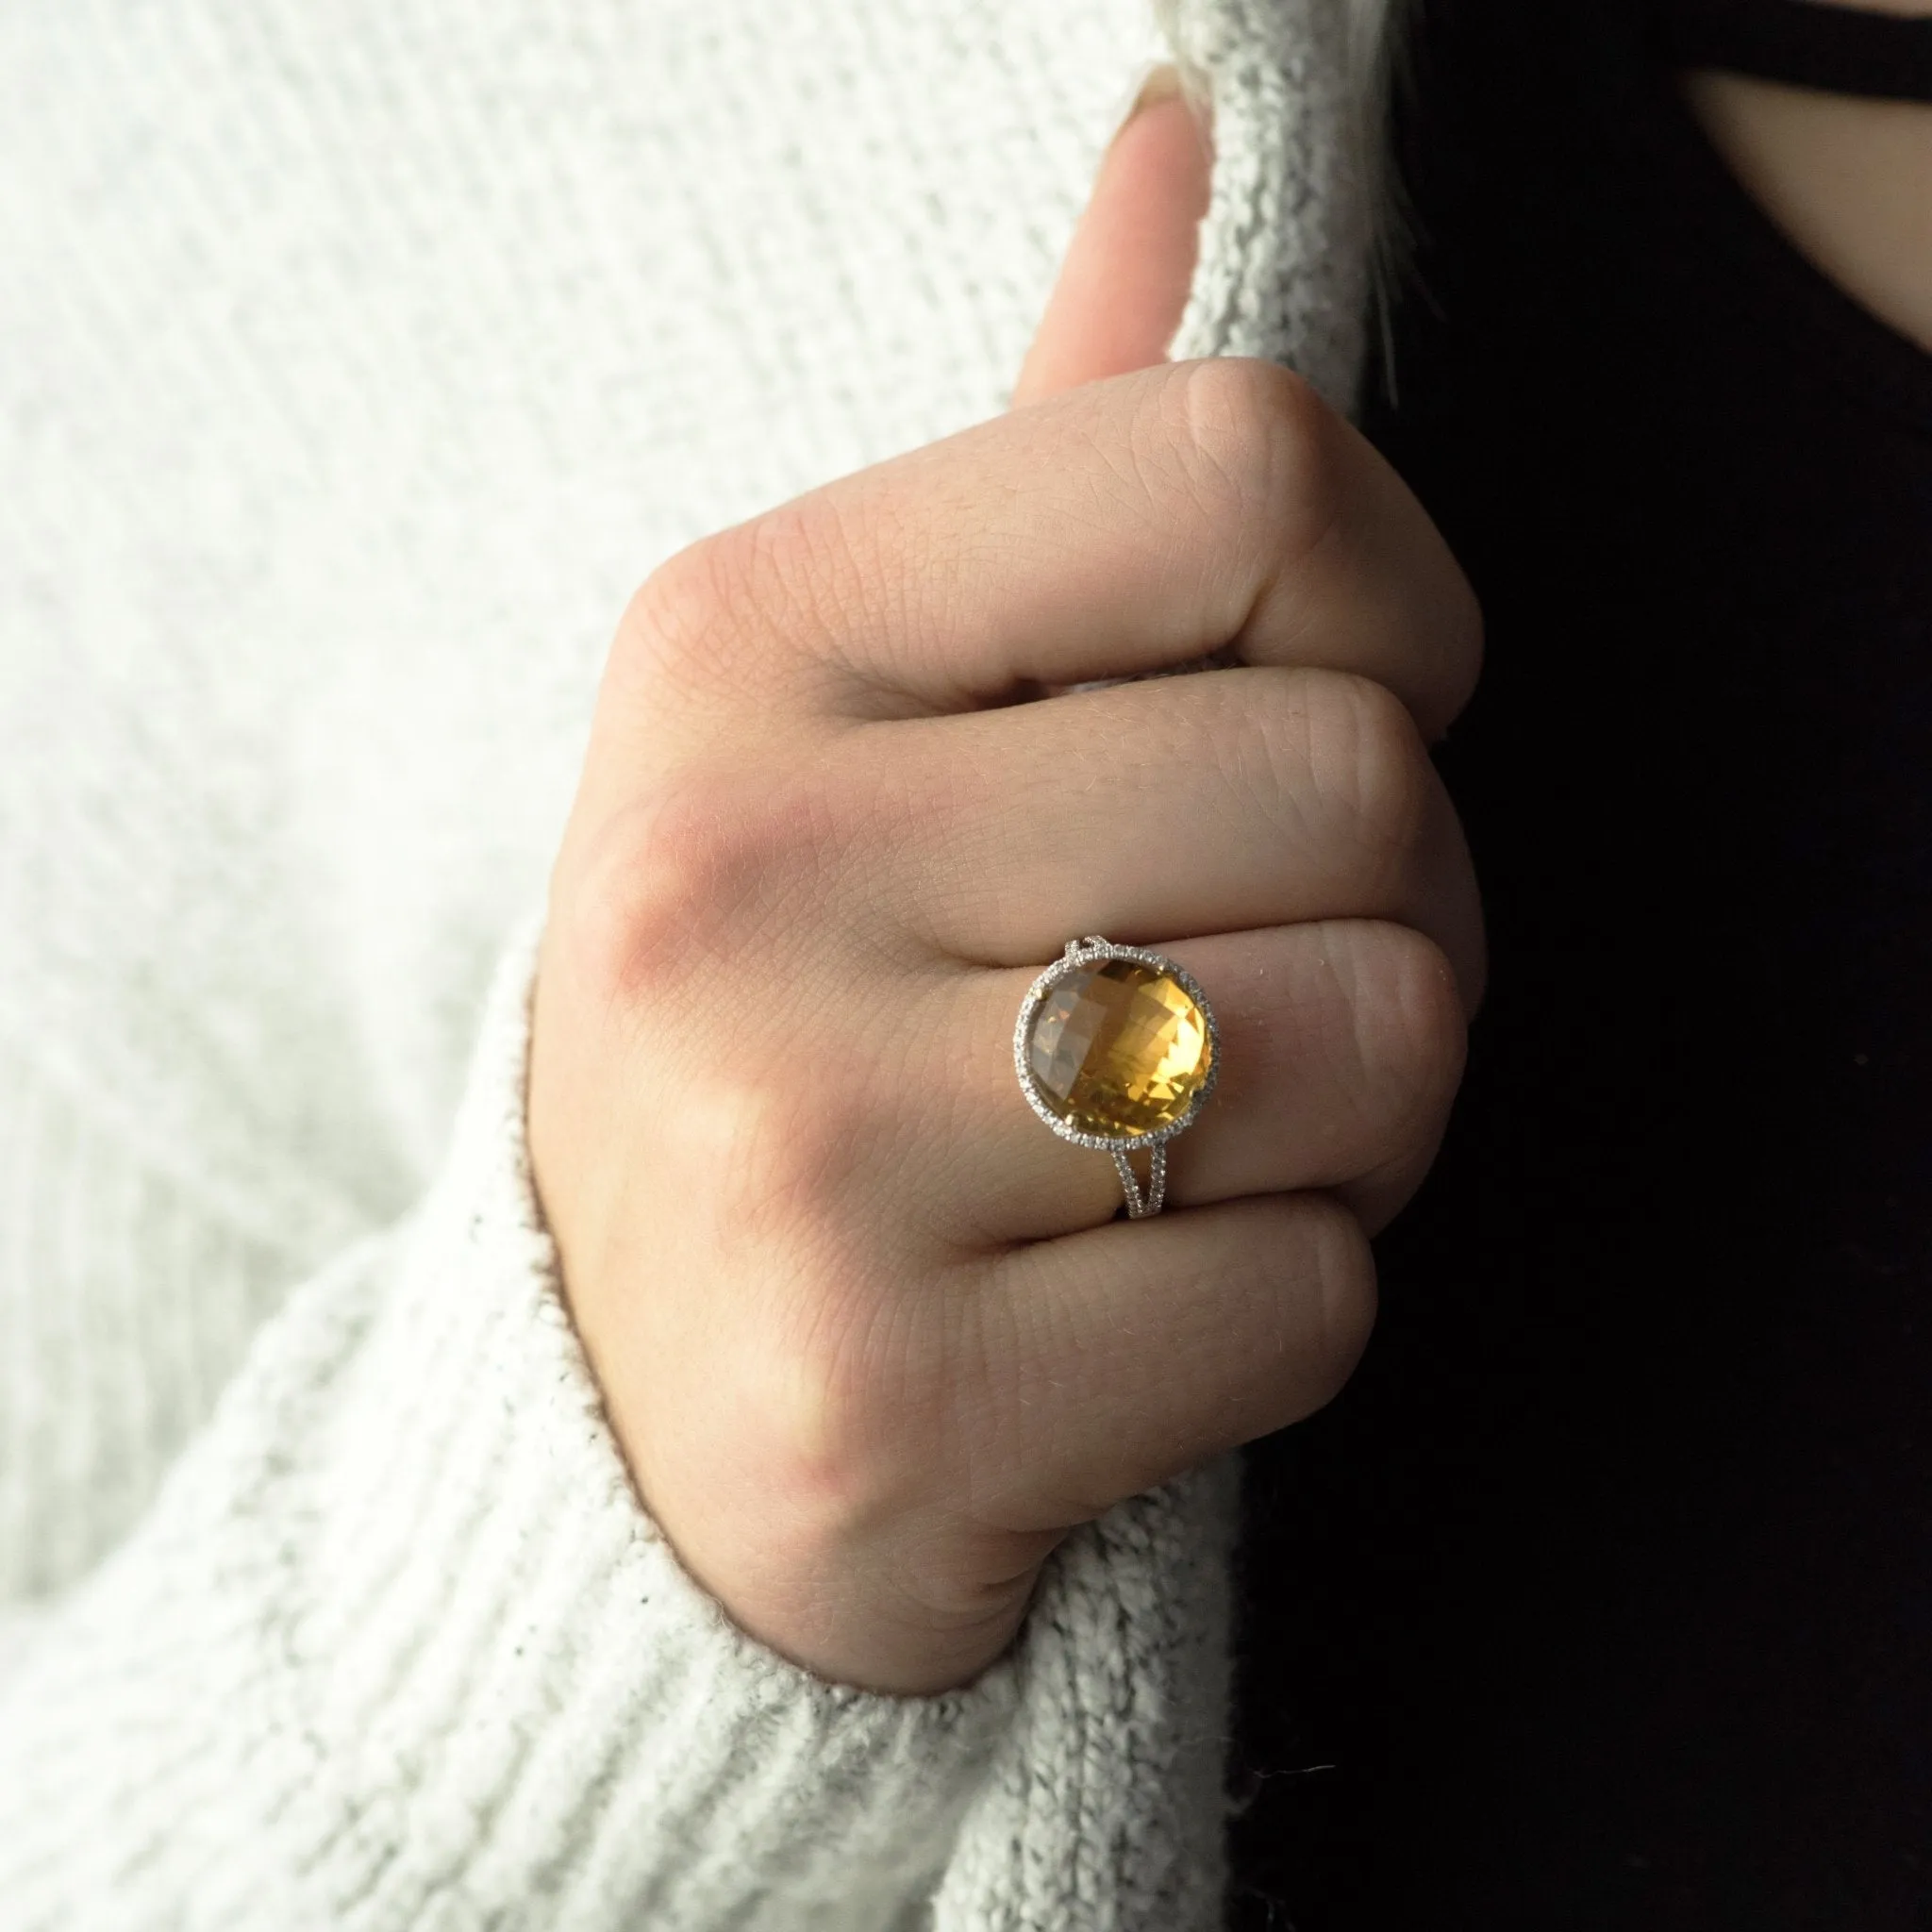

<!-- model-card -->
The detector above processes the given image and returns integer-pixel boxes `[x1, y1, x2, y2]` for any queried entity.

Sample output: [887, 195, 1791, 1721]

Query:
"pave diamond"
[1025, 958, 1212, 1138]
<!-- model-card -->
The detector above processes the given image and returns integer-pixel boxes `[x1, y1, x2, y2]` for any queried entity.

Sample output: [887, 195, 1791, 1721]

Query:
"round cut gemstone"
[1026, 958, 1212, 1138]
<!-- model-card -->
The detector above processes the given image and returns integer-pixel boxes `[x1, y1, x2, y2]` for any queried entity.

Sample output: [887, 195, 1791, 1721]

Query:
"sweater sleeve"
[0, 930, 1025, 1931]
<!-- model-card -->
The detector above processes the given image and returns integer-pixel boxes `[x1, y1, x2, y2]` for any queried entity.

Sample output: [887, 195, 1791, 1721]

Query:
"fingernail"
[1112, 62, 1179, 140]
[1131, 63, 1186, 114]
[1109, 60, 1210, 152]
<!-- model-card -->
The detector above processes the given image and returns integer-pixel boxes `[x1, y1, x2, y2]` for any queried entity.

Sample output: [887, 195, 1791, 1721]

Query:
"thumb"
[1011, 66, 1211, 408]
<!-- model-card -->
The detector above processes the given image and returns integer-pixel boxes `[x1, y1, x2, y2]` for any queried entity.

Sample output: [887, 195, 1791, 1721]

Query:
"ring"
[1013, 936, 1220, 1219]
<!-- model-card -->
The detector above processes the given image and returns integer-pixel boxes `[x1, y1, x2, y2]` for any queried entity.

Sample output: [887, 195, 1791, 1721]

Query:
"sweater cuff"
[287, 923, 1018, 1926]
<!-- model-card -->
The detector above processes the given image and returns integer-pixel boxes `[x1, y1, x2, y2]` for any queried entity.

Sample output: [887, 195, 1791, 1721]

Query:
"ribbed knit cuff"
[934, 1457, 1239, 1931]
[1165, 0, 1374, 411]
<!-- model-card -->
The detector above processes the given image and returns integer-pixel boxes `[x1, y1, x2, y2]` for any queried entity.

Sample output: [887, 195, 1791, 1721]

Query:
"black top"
[1661, 0, 1932, 98]
[1229, 2, 1932, 1926]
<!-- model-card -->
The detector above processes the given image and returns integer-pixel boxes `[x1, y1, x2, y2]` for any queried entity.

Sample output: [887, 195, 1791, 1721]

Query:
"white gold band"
[1111, 1143, 1168, 1220]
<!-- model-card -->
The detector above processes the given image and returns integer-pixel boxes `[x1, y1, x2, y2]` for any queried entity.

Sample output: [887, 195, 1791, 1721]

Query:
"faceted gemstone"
[1026, 958, 1212, 1138]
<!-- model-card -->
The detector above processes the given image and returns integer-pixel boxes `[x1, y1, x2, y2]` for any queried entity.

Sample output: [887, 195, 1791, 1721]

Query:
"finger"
[881, 665, 1486, 1002]
[922, 921, 1465, 1248]
[1011, 67, 1211, 406]
[622, 358, 1481, 741]
[972, 1191, 1376, 1530]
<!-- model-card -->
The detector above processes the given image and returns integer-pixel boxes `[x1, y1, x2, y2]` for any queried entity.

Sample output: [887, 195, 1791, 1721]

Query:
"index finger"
[631, 358, 1481, 740]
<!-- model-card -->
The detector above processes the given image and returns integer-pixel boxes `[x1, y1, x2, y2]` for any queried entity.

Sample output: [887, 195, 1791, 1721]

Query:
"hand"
[528, 78, 1483, 1694]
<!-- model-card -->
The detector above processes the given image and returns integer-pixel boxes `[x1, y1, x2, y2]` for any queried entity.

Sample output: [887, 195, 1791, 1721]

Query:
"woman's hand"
[527, 83, 1483, 1696]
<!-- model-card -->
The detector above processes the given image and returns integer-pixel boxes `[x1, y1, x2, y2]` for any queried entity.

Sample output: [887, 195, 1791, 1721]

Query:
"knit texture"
[0, 2, 1377, 1924]
[1166, 0, 1376, 405]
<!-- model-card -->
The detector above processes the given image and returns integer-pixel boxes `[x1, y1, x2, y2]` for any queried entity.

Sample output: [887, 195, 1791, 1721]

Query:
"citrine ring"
[1013, 936, 1220, 1219]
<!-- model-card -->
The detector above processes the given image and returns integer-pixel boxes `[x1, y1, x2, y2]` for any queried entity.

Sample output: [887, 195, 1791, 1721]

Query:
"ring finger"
[917, 917, 1466, 1248]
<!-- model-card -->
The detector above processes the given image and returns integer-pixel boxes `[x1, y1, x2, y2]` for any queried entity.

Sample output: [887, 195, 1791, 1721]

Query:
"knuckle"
[558, 784, 741, 1000]
[615, 532, 748, 700]
[1298, 1196, 1379, 1406]
[767, 1092, 880, 1234]
[660, 1092, 899, 1468]
[738, 492, 866, 643]
[727, 1212, 944, 1526]
[1299, 671, 1433, 873]
[559, 769, 840, 1004]
[616, 504, 855, 705]
[1161, 357, 1341, 541]
[1344, 922, 1470, 1142]
[701, 1074, 875, 1247]
[733, 1328, 895, 1547]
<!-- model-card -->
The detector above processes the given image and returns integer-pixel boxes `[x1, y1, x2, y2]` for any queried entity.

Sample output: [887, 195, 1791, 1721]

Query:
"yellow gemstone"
[1026, 959, 1212, 1138]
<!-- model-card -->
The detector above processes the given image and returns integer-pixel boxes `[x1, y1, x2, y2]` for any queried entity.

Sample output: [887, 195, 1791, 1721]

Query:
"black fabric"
[1227, 1, 1932, 1926]
[1660, 0, 1932, 102]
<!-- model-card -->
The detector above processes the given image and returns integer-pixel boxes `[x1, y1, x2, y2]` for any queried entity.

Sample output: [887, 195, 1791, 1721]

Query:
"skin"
[1681, 0, 1932, 354]
[528, 74, 1486, 1696]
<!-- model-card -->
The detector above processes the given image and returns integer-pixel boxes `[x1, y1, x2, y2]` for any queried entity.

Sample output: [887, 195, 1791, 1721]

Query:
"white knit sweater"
[0, 2, 1379, 1924]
